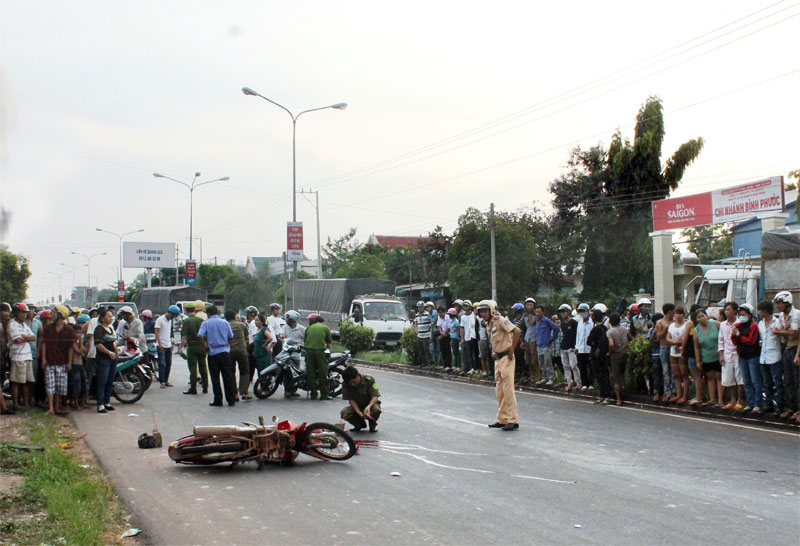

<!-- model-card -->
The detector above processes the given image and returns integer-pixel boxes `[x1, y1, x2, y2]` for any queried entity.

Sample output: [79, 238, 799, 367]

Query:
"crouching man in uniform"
[340, 366, 381, 433]
[476, 299, 521, 431]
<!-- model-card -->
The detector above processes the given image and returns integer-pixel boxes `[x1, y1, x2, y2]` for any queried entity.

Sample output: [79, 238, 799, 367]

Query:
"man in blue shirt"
[197, 305, 236, 407]
[534, 305, 560, 386]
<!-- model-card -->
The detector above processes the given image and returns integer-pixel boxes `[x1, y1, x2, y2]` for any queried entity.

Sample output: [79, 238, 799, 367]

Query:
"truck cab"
[348, 294, 407, 349]
[694, 267, 760, 318]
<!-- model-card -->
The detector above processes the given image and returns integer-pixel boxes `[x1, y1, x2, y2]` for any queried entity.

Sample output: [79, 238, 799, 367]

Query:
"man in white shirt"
[574, 303, 593, 392]
[718, 301, 743, 409]
[459, 302, 476, 373]
[155, 306, 179, 387]
[773, 291, 800, 419]
[758, 300, 783, 415]
[9, 303, 36, 410]
[267, 303, 286, 355]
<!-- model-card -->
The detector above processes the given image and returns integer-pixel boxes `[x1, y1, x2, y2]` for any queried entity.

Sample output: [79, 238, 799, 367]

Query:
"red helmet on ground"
[307, 313, 319, 324]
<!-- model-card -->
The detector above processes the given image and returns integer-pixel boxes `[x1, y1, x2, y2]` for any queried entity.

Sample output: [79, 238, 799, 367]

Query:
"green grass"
[0, 412, 124, 545]
[354, 349, 408, 365]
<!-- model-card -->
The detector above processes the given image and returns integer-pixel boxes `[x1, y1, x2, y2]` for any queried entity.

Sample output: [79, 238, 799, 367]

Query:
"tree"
[549, 96, 704, 300]
[681, 223, 733, 263]
[335, 253, 387, 279]
[0, 245, 31, 302]
[322, 228, 360, 278]
[448, 207, 539, 305]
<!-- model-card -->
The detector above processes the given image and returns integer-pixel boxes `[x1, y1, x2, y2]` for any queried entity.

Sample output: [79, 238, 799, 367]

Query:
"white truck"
[291, 279, 408, 349]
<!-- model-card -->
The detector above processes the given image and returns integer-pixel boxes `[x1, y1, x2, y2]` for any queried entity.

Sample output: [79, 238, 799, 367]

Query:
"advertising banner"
[652, 176, 784, 231]
[287, 222, 304, 262]
[184, 260, 197, 286]
[123, 242, 176, 268]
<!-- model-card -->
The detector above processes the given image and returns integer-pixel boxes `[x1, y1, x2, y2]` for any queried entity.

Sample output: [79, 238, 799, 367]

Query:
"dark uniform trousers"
[208, 351, 237, 405]
[341, 402, 382, 429]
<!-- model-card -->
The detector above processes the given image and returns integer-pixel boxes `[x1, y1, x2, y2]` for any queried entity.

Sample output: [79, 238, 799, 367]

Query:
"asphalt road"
[72, 362, 800, 546]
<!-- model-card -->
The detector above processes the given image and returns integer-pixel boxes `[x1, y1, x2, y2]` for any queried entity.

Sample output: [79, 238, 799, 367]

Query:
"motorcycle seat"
[116, 354, 137, 363]
[329, 352, 345, 360]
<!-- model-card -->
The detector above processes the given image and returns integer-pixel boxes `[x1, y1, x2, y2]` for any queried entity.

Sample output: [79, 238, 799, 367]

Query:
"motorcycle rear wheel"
[113, 367, 146, 404]
[253, 372, 279, 399]
[327, 367, 344, 398]
[301, 422, 355, 461]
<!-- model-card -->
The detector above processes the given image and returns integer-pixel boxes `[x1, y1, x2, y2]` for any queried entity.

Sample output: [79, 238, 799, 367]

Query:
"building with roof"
[731, 190, 797, 259]
[366, 234, 430, 249]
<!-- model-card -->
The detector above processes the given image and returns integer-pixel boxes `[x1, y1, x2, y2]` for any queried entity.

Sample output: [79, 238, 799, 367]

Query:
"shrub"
[624, 335, 652, 393]
[400, 327, 421, 365]
[338, 321, 375, 355]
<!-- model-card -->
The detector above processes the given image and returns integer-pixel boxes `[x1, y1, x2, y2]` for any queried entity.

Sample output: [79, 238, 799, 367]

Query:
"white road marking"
[384, 449, 494, 474]
[511, 474, 577, 485]
[368, 366, 799, 437]
[431, 412, 487, 427]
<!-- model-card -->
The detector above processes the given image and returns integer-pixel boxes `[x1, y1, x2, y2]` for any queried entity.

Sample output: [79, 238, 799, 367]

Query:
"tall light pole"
[299, 189, 323, 279]
[71, 251, 106, 305]
[241, 86, 346, 303]
[60, 262, 79, 299]
[152, 172, 229, 261]
[95, 228, 144, 283]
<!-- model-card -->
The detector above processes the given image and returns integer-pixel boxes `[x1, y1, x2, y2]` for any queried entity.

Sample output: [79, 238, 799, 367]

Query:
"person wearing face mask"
[575, 303, 593, 393]
[731, 303, 762, 413]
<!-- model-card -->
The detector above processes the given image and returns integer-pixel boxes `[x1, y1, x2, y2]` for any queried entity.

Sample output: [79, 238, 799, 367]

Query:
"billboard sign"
[123, 242, 176, 268]
[184, 260, 197, 286]
[287, 222, 304, 262]
[652, 176, 784, 231]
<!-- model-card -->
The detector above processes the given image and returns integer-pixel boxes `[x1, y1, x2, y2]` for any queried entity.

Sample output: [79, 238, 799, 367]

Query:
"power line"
[309, 1, 799, 189]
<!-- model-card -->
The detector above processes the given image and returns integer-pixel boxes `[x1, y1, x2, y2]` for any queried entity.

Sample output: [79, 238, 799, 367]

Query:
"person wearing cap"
[8, 303, 36, 411]
[434, 306, 452, 368]
[141, 310, 155, 334]
[244, 306, 259, 385]
[267, 303, 286, 358]
[732, 303, 762, 413]
[40, 305, 75, 415]
[459, 300, 477, 374]
[304, 315, 333, 400]
[179, 302, 208, 395]
[477, 300, 521, 431]
[119, 306, 146, 355]
[587, 306, 613, 404]
[446, 307, 461, 370]
[633, 298, 652, 337]
[413, 301, 433, 366]
[773, 291, 800, 420]
[194, 300, 208, 321]
[155, 305, 180, 388]
[281, 310, 306, 397]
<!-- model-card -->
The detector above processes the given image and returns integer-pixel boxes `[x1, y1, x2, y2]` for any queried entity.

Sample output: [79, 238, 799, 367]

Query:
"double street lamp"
[152, 172, 229, 261]
[241, 86, 346, 294]
[70, 251, 107, 305]
[95, 227, 144, 283]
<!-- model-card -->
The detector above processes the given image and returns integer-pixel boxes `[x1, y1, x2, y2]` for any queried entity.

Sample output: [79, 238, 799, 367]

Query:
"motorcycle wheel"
[253, 372, 279, 399]
[301, 422, 356, 461]
[113, 367, 146, 404]
[327, 367, 344, 398]
[141, 366, 153, 391]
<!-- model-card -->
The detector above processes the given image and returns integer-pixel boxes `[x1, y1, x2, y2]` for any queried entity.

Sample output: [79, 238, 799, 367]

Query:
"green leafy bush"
[400, 327, 421, 365]
[624, 335, 652, 393]
[338, 321, 375, 355]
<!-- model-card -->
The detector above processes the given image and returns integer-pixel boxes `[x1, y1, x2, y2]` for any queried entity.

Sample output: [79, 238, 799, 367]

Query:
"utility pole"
[489, 203, 497, 302]
[282, 252, 288, 311]
[175, 245, 180, 286]
[298, 189, 323, 280]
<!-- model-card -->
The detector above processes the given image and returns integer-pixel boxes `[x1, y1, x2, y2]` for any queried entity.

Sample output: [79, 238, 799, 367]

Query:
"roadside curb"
[351, 359, 800, 433]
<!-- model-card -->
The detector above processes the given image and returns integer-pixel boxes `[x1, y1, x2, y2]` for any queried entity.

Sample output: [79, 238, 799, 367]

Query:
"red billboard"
[184, 260, 197, 286]
[287, 222, 303, 262]
[652, 176, 784, 231]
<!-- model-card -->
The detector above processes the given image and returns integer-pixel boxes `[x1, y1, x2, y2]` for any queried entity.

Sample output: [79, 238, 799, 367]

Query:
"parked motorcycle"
[140, 333, 159, 388]
[253, 340, 350, 399]
[112, 339, 149, 404]
[168, 415, 356, 467]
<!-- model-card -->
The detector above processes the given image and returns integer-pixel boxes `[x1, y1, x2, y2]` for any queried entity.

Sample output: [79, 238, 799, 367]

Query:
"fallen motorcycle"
[168, 416, 356, 467]
[253, 340, 350, 399]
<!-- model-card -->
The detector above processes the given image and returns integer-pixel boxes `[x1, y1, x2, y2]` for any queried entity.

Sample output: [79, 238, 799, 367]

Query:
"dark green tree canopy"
[0, 246, 31, 303]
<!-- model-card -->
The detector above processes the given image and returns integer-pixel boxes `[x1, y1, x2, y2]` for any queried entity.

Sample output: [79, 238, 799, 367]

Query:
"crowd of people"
[412, 290, 800, 422]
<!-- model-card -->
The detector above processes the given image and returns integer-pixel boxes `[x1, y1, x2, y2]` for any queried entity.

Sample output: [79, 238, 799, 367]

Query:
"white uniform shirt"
[460, 312, 475, 341]
[248, 319, 258, 344]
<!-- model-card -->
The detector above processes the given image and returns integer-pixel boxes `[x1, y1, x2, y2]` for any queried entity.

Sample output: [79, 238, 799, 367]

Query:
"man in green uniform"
[225, 309, 251, 399]
[340, 366, 381, 432]
[179, 302, 208, 395]
[304, 315, 332, 400]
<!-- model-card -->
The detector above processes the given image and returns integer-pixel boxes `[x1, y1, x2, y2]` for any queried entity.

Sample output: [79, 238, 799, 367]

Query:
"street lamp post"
[95, 228, 144, 283]
[71, 251, 107, 305]
[241, 86, 346, 304]
[60, 262, 79, 299]
[152, 172, 229, 262]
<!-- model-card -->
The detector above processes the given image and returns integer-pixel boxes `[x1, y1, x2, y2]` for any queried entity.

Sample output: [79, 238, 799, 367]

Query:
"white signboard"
[123, 242, 176, 268]
[710, 176, 784, 224]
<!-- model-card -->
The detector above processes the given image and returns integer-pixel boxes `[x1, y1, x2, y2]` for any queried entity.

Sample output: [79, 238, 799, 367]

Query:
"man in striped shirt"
[414, 301, 433, 366]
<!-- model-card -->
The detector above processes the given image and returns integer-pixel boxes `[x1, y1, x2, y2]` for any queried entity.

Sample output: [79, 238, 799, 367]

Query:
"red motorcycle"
[168, 416, 356, 468]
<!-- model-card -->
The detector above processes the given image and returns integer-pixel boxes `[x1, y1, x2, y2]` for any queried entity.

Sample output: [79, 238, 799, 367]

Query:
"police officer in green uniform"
[340, 366, 381, 432]
[179, 302, 208, 395]
[304, 315, 332, 400]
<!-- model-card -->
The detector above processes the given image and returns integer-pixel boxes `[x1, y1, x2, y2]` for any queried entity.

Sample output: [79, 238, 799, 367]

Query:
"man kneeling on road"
[340, 366, 381, 433]
[477, 299, 521, 431]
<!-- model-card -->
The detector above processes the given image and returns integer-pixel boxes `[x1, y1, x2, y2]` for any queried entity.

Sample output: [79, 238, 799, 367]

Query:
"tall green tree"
[0, 245, 31, 302]
[681, 223, 733, 263]
[549, 96, 704, 299]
